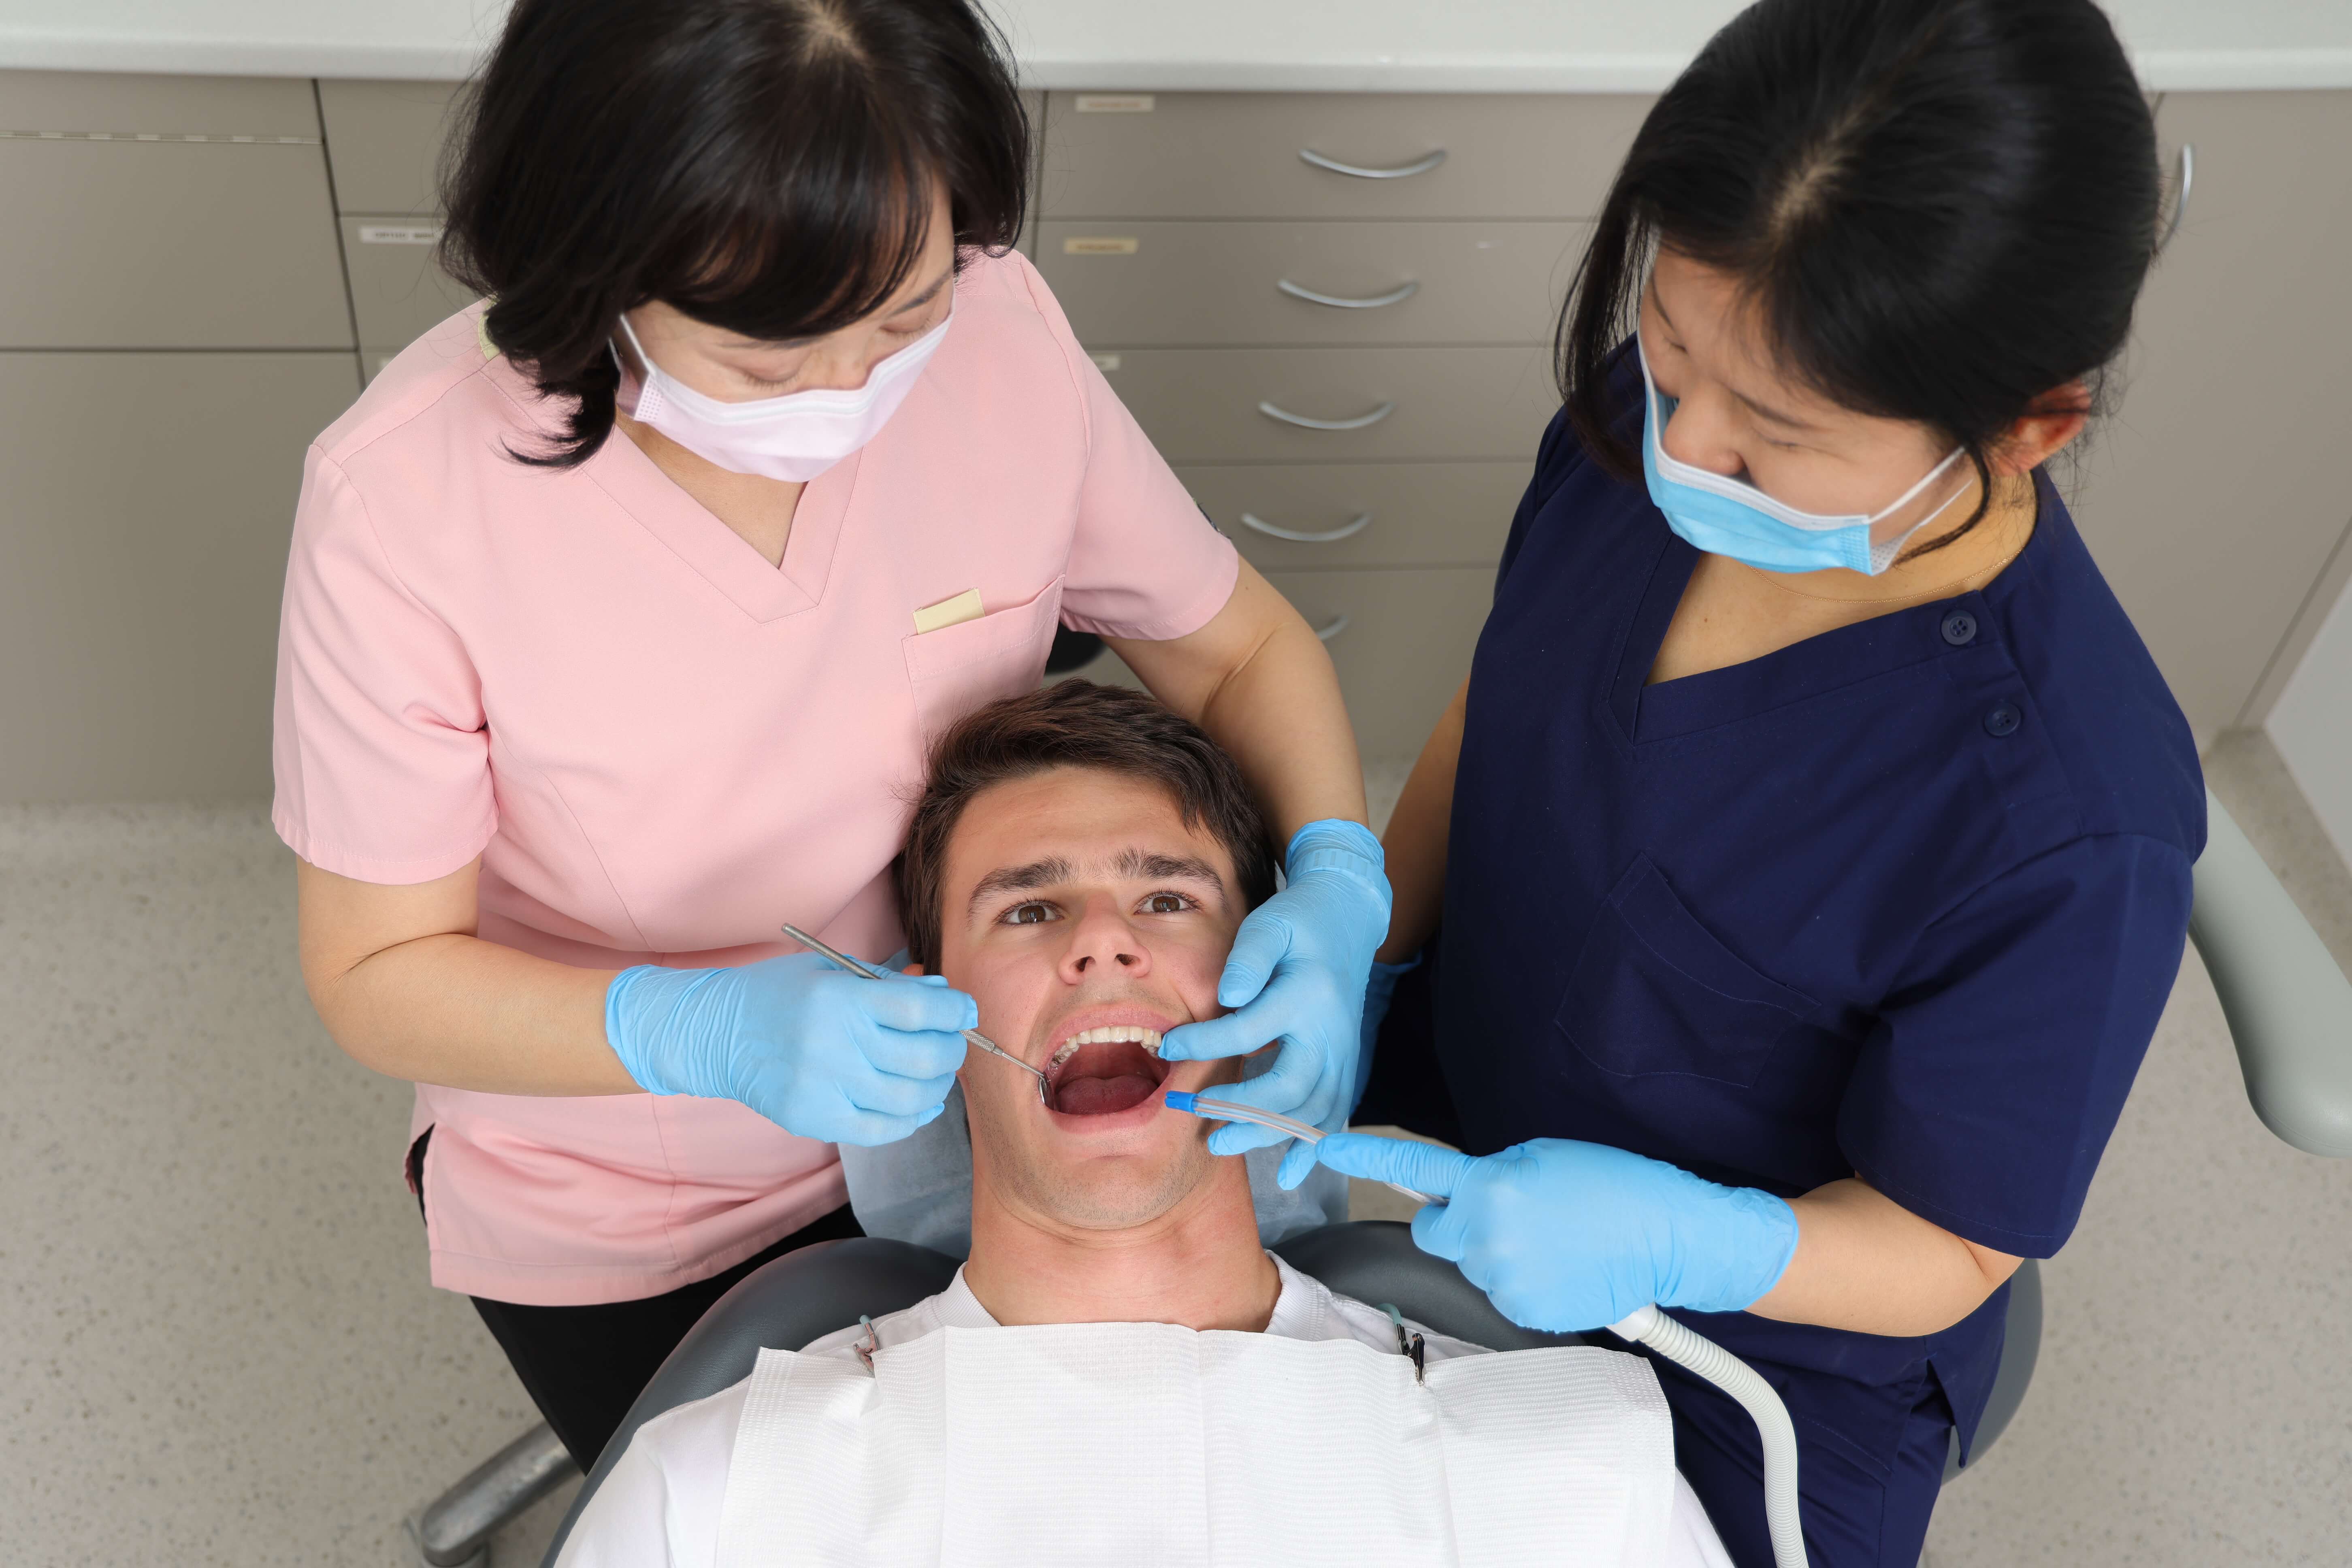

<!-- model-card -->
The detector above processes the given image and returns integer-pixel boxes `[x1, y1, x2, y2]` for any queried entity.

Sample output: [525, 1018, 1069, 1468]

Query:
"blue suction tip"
[1163, 1090, 1198, 1114]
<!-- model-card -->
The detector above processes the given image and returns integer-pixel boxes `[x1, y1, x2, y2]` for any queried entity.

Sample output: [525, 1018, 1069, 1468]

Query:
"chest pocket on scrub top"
[1555, 854, 1819, 1087]
[900, 576, 1067, 741]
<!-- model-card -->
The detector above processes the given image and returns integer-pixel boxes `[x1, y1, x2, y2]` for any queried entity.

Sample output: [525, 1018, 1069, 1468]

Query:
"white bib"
[714, 1322, 1678, 1568]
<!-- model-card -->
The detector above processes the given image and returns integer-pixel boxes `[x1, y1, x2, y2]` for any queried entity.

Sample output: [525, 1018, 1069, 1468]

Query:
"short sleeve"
[1016, 261, 1239, 642]
[271, 446, 496, 884]
[1838, 833, 2193, 1256]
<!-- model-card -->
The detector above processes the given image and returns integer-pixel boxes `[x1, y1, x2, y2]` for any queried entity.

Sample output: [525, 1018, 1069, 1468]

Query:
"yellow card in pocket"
[912, 588, 985, 635]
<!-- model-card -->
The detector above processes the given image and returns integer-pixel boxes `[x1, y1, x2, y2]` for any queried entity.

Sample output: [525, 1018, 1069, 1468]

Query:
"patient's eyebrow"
[967, 856, 1073, 914]
[1114, 848, 1227, 900]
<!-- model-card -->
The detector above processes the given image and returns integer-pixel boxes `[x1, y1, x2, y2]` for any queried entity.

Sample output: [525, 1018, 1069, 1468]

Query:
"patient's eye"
[1140, 891, 1195, 915]
[999, 901, 1061, 927]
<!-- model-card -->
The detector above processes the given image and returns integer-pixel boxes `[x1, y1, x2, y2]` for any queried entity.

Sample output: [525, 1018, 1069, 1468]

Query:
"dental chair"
[406, 789, 2352, 1567]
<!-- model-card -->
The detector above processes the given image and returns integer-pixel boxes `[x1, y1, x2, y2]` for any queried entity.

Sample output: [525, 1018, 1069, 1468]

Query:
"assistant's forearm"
[311, 931, 636, 1096]
[1747, 1177, 2021, 1338]
[1376, 679, 1466, 961]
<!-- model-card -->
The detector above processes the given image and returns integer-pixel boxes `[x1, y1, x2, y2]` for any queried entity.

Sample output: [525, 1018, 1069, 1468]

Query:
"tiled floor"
[2, 735, 2346, 1566]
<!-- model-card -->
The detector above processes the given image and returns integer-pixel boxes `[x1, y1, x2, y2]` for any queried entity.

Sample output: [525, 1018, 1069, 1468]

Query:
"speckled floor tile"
[0, 804, 562, 1567]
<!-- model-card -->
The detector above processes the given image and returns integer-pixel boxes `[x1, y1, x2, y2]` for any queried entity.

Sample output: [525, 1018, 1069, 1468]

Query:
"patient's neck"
[962, 1163, 1280, 1334]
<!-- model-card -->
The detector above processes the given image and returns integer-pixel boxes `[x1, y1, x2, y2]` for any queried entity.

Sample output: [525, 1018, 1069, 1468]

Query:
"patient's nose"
[1060, 897, 1150, 981]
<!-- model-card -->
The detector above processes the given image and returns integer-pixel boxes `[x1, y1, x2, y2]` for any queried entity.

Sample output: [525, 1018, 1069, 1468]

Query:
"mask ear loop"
[1862, 448, 1975, 573]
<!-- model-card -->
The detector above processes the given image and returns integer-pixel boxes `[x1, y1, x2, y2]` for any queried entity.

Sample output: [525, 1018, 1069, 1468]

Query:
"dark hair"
[439, 0, 1029, 467]
[895, 682, 1278, 970]
[1559, 0, 2160, 555]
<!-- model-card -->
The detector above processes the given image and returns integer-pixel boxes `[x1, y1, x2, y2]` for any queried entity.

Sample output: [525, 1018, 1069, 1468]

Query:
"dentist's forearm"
[297, 856, 637, 1095]
[1111, 561, 1368, 841]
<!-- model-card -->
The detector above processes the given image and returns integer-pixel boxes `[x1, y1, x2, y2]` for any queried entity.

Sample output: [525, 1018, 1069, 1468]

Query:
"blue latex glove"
[1158, 820, 1390, 1189]
[1311, 1133, 1800, 1334]
[605, 952, 977, 1147]
[1350, 953, 1421, 1116]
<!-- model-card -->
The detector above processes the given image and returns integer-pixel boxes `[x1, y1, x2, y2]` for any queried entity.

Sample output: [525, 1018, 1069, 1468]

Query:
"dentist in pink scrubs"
[277, 0, 1385, 1469]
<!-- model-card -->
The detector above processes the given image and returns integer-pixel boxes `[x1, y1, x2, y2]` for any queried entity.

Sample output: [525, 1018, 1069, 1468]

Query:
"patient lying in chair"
[560, 682, 1729, 1567]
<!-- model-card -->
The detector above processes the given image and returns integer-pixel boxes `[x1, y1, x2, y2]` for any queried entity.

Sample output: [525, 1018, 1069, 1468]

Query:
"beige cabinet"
[1042, 93, 1648, 219]
[0, 352, 361, 799]
[1260, 567, 1496, 756]
[1174, 462, 1527, 571]
[2073, 90, 2352, 744]
[1101, 346, 1557, 465]
[316, 79, 476, 364]
[1036, 220, 1585, 347]
[340, 215, 477, 354]
[1037, 90, 1581, 753]
[0, 71, 350, 349]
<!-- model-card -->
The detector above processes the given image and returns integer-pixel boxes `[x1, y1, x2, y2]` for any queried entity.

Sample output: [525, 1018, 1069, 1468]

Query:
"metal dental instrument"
[779, 925, 1052, 1104]
[1162, 1092, 1439, 1206]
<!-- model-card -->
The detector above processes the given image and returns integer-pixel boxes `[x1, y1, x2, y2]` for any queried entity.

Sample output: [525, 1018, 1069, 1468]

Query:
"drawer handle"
[1276, 277, 1420, 310]
[1258, 399, 1395, 432]
[2159, 143, 2194, 254]
[1298, 147, 1448, 181]
[1313, 613, 1353, 642]
[1242, 511, 1373, 544]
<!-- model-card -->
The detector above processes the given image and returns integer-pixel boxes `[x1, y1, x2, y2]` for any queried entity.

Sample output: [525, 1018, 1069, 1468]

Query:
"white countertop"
[1, 0, 2346, 92]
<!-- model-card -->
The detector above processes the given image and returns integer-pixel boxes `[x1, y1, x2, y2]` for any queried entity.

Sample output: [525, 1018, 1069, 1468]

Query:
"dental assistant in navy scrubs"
[1311, 3, 2204, 1565]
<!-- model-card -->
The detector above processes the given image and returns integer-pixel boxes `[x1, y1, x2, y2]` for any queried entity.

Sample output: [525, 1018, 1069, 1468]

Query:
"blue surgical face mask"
[1638, 332, 1969, 575]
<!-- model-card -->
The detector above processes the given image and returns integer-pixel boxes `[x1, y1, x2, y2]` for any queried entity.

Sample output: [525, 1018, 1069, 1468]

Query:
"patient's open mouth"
[1046, 1026, 1171, 1116]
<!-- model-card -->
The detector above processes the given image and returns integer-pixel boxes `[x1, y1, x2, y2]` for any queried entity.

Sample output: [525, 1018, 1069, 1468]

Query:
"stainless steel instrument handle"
[1277, 277, 1420, 310]
[1240, 510, 1373, 545]
[2159, 143, 2195, 254]
[1257, 399, 1395, 432]
[1313, 614, 1351, 642]
[1298, 147, 1448, 181]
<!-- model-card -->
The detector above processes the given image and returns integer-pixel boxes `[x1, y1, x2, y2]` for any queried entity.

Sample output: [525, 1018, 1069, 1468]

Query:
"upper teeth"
[1050, 1025, 1164, 1069]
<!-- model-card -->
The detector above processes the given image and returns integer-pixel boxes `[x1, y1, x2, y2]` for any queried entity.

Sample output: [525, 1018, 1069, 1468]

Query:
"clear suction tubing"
[1168, 1091, 1812, 1568]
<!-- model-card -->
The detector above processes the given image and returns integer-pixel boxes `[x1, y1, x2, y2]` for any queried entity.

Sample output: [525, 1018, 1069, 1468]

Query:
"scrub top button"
[1941, 610, 1978, 646]
[1984, 702, 2022, 737]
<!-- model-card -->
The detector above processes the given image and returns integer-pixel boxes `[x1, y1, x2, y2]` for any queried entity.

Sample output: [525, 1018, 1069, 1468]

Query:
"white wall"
[2269, 570, 2352, 865]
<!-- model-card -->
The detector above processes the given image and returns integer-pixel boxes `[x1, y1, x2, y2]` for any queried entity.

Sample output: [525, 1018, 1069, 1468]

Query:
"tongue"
[1053, 1072, 1161, 1116]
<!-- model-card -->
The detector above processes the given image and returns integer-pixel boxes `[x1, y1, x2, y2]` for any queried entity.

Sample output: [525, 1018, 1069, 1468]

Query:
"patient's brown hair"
[896, 681, 1278, 969]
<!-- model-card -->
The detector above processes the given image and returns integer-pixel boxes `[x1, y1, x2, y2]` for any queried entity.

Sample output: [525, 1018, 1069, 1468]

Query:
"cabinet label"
[1074, 94, 1154, 113]
[359, 224, 443, 245]
[1063, 236, 1140, 256]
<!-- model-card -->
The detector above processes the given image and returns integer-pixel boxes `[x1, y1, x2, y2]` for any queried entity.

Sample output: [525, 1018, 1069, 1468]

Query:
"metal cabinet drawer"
[1101, 347, 1557, 464]
[317, 79, 464, 216]
[1039, 221, 1583, 347]
[342, 217, 477, 353]
[0, 351, 362, 798]
[0, 72, 349, 349]
[1177, 462, 1526, 570]
[1261, 567, 1493, 757]
[1041, 92, 1649, 220]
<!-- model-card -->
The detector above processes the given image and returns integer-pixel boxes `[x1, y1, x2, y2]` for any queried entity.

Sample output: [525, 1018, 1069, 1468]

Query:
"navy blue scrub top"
[1438, 393, 2204, 1453]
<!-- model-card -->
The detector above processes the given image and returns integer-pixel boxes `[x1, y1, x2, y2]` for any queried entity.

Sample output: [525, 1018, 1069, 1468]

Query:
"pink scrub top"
[272, 251, 1238, 1306]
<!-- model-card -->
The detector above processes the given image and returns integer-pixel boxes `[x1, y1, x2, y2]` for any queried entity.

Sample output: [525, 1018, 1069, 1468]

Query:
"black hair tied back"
[438, 0, 1029, 467]
[1558, 0, 2161, 553]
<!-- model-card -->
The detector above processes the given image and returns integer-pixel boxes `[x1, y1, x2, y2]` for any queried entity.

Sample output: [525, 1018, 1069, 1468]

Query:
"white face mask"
[613, 307, 952, 482]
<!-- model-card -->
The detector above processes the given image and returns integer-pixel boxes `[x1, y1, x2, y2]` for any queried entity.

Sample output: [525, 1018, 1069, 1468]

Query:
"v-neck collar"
[1608, 477, 2052, 745]
[585, 425, 859, 624]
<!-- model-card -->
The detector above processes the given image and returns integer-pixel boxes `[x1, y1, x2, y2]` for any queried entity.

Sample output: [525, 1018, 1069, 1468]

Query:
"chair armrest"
[2189, 788, 2352, 1157]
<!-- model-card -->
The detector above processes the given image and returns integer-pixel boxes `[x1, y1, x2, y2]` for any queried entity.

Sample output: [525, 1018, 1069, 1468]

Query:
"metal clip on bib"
[1380, 1303, 1428, 1385]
